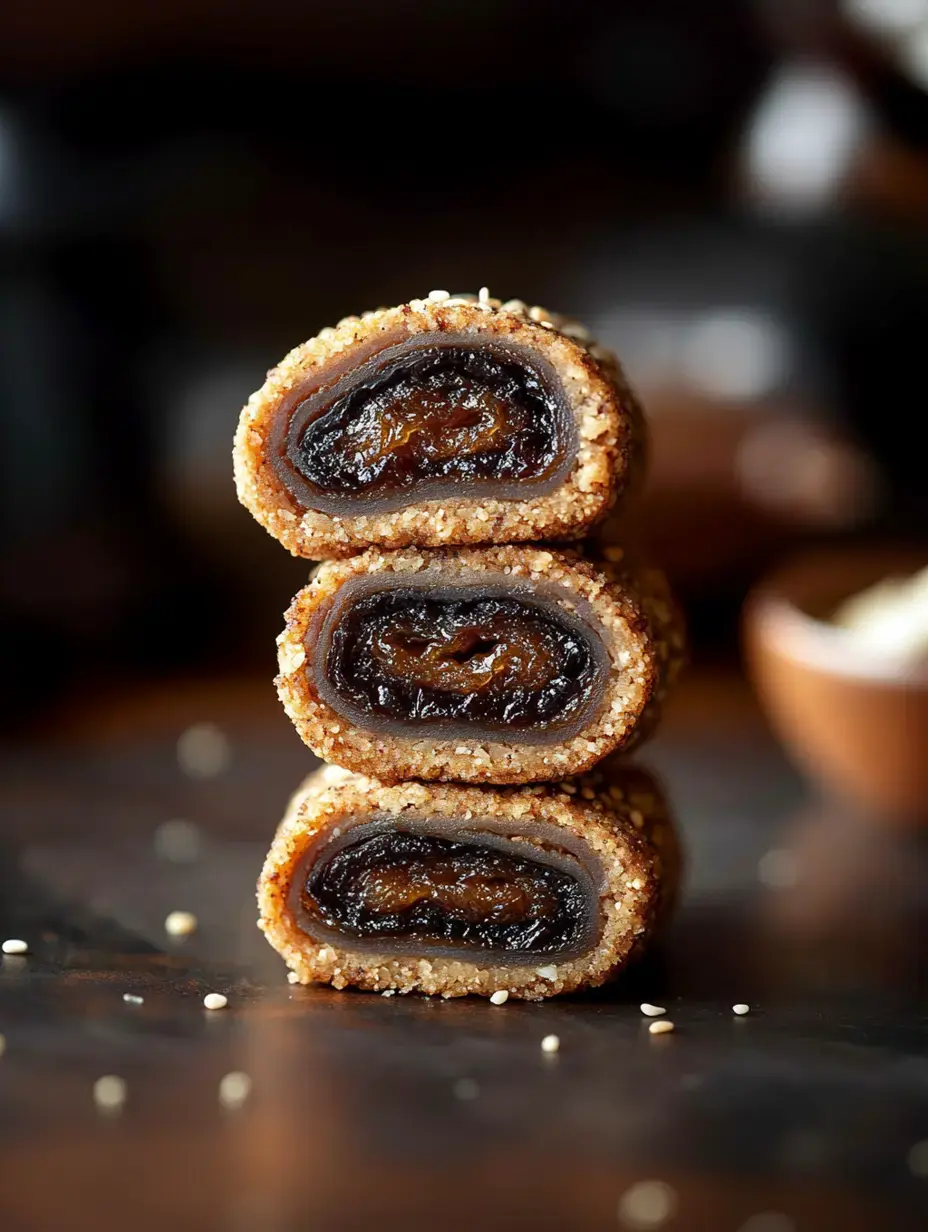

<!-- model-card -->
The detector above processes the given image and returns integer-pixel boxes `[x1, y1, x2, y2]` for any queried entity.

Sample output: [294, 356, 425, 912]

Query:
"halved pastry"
[276, 545, 684, 785]
[257, 760, 679, 1000]
[234, 291, 645, 558]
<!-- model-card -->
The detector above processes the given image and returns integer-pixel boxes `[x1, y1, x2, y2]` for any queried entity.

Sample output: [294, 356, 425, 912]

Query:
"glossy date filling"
[301, 829, 591, 955]
[274, 339, 573, 514]
[316, 586, 603, 738]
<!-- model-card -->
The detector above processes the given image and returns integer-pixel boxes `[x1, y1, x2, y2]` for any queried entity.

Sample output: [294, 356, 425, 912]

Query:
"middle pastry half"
[277, 545, 683, 785]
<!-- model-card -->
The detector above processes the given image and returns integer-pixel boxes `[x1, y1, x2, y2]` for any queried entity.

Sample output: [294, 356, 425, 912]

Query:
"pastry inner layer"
[274, 337, 575, 515]
[313, 577, 608, 742]
[297, 817, 601, 959]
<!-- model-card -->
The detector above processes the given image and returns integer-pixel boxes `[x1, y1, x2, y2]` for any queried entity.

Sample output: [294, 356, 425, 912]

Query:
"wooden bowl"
[744, 547, 928, 823]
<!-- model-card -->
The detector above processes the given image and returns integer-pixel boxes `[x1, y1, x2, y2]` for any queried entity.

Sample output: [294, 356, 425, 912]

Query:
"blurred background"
[1, 14, 927, 1225]
[1, 0, 927, 761]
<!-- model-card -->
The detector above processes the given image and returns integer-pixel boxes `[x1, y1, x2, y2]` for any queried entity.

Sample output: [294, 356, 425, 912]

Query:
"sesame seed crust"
[257, 759, 680, 1000]
[275, 545, 685, 785]
[233, 293, 646, 558]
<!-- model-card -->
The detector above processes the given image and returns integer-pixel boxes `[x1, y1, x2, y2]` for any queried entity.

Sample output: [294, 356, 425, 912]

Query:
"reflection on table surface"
[0, 669, 925, 1231]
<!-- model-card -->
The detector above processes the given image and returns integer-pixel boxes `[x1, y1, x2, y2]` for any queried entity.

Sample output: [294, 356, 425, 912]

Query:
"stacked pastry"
[234, 290, 685, 1000]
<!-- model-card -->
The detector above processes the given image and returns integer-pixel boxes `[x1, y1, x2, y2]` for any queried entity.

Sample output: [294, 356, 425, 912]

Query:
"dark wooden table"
[1, 671, 925, 1231]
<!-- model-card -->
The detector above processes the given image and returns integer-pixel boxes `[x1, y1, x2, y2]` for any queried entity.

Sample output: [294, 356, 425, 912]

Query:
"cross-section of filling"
[272, 337, 575, 515]
[298, 822, 599, 958]
[311, 578, 608, 743]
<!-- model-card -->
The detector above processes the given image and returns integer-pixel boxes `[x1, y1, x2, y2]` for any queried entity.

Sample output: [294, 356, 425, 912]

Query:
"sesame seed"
[453, 1078, 479, 1100]
[649, 1020, 675, 1035]
[907, 1139, 928, 1177]
[540, 1034, 560, 1053]
[218, 1071, 252, 1109]
[154, 819, 202, 863]
[176, 722, 231, 779]
[478, 286, 490, 304]
[164, 911, 198, 938]
[732, 1003, 750, 1016]
[381, 989, 395, 997]
[757, 848, 799, 889]
[536, 965, 558, 981]
[489, 990, 509, 1005]
[640, 1003, 666, 1017]
[2, 939, 28, 955]
[617, 1179, 677, 1228]
[203, 993, 228, 1011]
[122, 993, 144, 1006]
[737, 1216, 796, 1232]
[286, 971, 300, 984]
[93, 1075, 127, 1113]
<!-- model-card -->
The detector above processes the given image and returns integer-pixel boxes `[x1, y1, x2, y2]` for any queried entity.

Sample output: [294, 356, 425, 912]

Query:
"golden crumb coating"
[257, 759, 680, 1000]
[233, 291, 646, 558]
[275, 544, 684, 785]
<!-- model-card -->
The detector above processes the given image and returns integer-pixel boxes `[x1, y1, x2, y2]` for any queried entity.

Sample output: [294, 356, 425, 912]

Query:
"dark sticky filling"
[315, 583, 604, 740]
[271, 336, 575, 515]
[300, 826, 594, 956]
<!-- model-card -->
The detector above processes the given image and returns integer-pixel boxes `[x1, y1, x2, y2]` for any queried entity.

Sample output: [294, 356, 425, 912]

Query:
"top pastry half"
[233, 291, 646, 558]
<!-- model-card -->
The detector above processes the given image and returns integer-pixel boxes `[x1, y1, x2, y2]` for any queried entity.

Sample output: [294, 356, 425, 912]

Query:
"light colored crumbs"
[164, 911, 198, 938]
[176, 722, 231, 779]
[93, 1075, 127, 1113]
[736, 1215, 796, 1232]
[154, 819, 202, 863]
[757, 848, 799, 889]
[649, 1020, 675, 1036]
[219, 1071, 252, 1109]
[617, 1179, 678, 1228]
[907, 1139, 928, 1178]
[453, 1078, 479, 1100]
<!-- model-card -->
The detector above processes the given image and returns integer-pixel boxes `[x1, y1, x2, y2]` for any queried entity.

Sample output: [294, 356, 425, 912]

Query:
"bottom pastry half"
[257, 760, 680, 1000]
